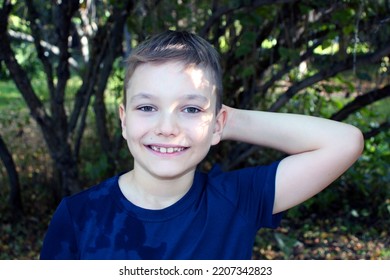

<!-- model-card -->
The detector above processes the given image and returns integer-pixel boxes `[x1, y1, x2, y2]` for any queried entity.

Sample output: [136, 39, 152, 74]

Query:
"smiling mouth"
[148, 145, 188, 154]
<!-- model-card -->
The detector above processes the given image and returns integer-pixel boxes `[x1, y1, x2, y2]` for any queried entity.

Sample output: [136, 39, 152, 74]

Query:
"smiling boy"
[118, 61, 224, 210]
[40, 30, 364, 260]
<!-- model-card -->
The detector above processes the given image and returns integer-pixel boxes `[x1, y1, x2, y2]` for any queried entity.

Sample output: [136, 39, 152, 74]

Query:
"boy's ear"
[211, 106, 227, 146]
[119, 104, 127, 140]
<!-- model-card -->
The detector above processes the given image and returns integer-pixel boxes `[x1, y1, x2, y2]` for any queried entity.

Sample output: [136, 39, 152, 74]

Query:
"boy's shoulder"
[204, 161, 283, 230]
[207, 161, 280, 184]
[63, 173, 122, 207]
[203, 161, 280, 200]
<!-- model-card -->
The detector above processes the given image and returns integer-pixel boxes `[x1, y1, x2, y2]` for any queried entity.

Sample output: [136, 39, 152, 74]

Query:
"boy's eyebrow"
[181, 94, 209, 104]
[130, 93, 210, 104]
[129, 93, 154, 103]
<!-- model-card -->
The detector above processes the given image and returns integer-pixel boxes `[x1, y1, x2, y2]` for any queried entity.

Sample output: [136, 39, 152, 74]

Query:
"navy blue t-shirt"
[40, 162, 282, 259]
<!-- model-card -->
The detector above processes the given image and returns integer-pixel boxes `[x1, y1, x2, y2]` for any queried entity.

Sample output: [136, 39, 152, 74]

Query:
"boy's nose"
[155, 113, 180, 137]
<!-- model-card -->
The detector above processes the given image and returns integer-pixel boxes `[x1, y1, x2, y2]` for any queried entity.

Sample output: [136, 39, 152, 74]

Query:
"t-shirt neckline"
[112, 171, 206, 222]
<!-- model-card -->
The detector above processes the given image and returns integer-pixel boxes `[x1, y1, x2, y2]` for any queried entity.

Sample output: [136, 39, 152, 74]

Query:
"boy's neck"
[118, 168, 195, 210]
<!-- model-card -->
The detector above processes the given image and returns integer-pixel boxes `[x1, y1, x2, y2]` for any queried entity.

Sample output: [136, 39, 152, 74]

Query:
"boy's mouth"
[148, 145, 188, 154]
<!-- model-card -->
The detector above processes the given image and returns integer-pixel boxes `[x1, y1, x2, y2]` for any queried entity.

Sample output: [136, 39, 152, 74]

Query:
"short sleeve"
[208, 161, 283, 230]
[40, 199, 79, 260]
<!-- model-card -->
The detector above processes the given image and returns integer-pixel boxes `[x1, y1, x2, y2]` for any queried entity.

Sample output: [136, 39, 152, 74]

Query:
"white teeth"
[150, 146, 185, 154]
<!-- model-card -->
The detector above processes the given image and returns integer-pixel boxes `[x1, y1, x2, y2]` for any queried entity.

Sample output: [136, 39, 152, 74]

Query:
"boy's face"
[120, 61, 226, 180]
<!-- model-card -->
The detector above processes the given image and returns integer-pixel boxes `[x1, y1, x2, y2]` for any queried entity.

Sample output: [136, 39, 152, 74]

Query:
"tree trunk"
[0, 1, 81, 198]
[58, 165, 80, 198]
[0, 134, 23, 215]
[92, 3, 134, 175]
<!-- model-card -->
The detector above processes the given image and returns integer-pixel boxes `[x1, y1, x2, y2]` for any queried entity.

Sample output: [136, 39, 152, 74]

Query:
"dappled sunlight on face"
[184, 65, 217, 101]
[189, 112, 215, 142]
[186, 66, 210, 89]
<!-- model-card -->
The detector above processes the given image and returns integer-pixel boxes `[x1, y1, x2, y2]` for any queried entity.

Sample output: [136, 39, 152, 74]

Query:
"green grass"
[0, 81, 26, 110]
[0, 76, 84, 111]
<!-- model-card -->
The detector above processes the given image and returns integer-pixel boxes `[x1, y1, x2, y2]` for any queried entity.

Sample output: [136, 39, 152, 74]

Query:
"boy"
[40, 30, 364, 259]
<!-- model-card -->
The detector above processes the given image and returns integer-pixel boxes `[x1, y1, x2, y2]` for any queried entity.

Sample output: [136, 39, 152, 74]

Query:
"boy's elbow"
[346, 125, 365, 159]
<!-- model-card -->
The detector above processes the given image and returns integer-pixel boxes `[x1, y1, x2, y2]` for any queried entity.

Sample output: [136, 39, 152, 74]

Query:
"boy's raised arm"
[221, 105, 364, 214]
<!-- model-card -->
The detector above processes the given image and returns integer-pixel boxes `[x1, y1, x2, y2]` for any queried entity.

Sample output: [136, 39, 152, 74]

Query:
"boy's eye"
[183, 107, 201, 114]
[138, 106, 156, 112]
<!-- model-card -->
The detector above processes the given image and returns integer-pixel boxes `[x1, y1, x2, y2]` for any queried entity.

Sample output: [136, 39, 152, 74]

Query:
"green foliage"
[83, 154, 109, 184]
[278, 47, 300, 63]
[235, 31, 257, 58]
[331, 8, 355, 26]
[106, 60, 125, 104]
[0, 61, 10, 80]
[348, 131, 390, 217]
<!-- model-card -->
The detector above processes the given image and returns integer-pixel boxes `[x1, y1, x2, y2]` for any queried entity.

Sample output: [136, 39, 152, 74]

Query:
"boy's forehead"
[184, 65, 214, 91]
[135, 61, 212, 76]
[128, 61, 216, 93]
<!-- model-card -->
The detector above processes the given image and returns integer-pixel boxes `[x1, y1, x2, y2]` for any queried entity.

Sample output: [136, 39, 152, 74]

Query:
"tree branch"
[0, 0, 12, 16]
[0, 10, 53, 135]
[7, 29, 79, 68]
[331, 85, 390, 121]
[199, 0, 298, 37]
[53, 0, 79, 137]
[92, 2, 134, 170]
[269, 44, 390, 112]
[259, 40, 322, 97]
[25, 0, 56, 108]
[363, 121, 390, 139]
[71, 0, 134, 161]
